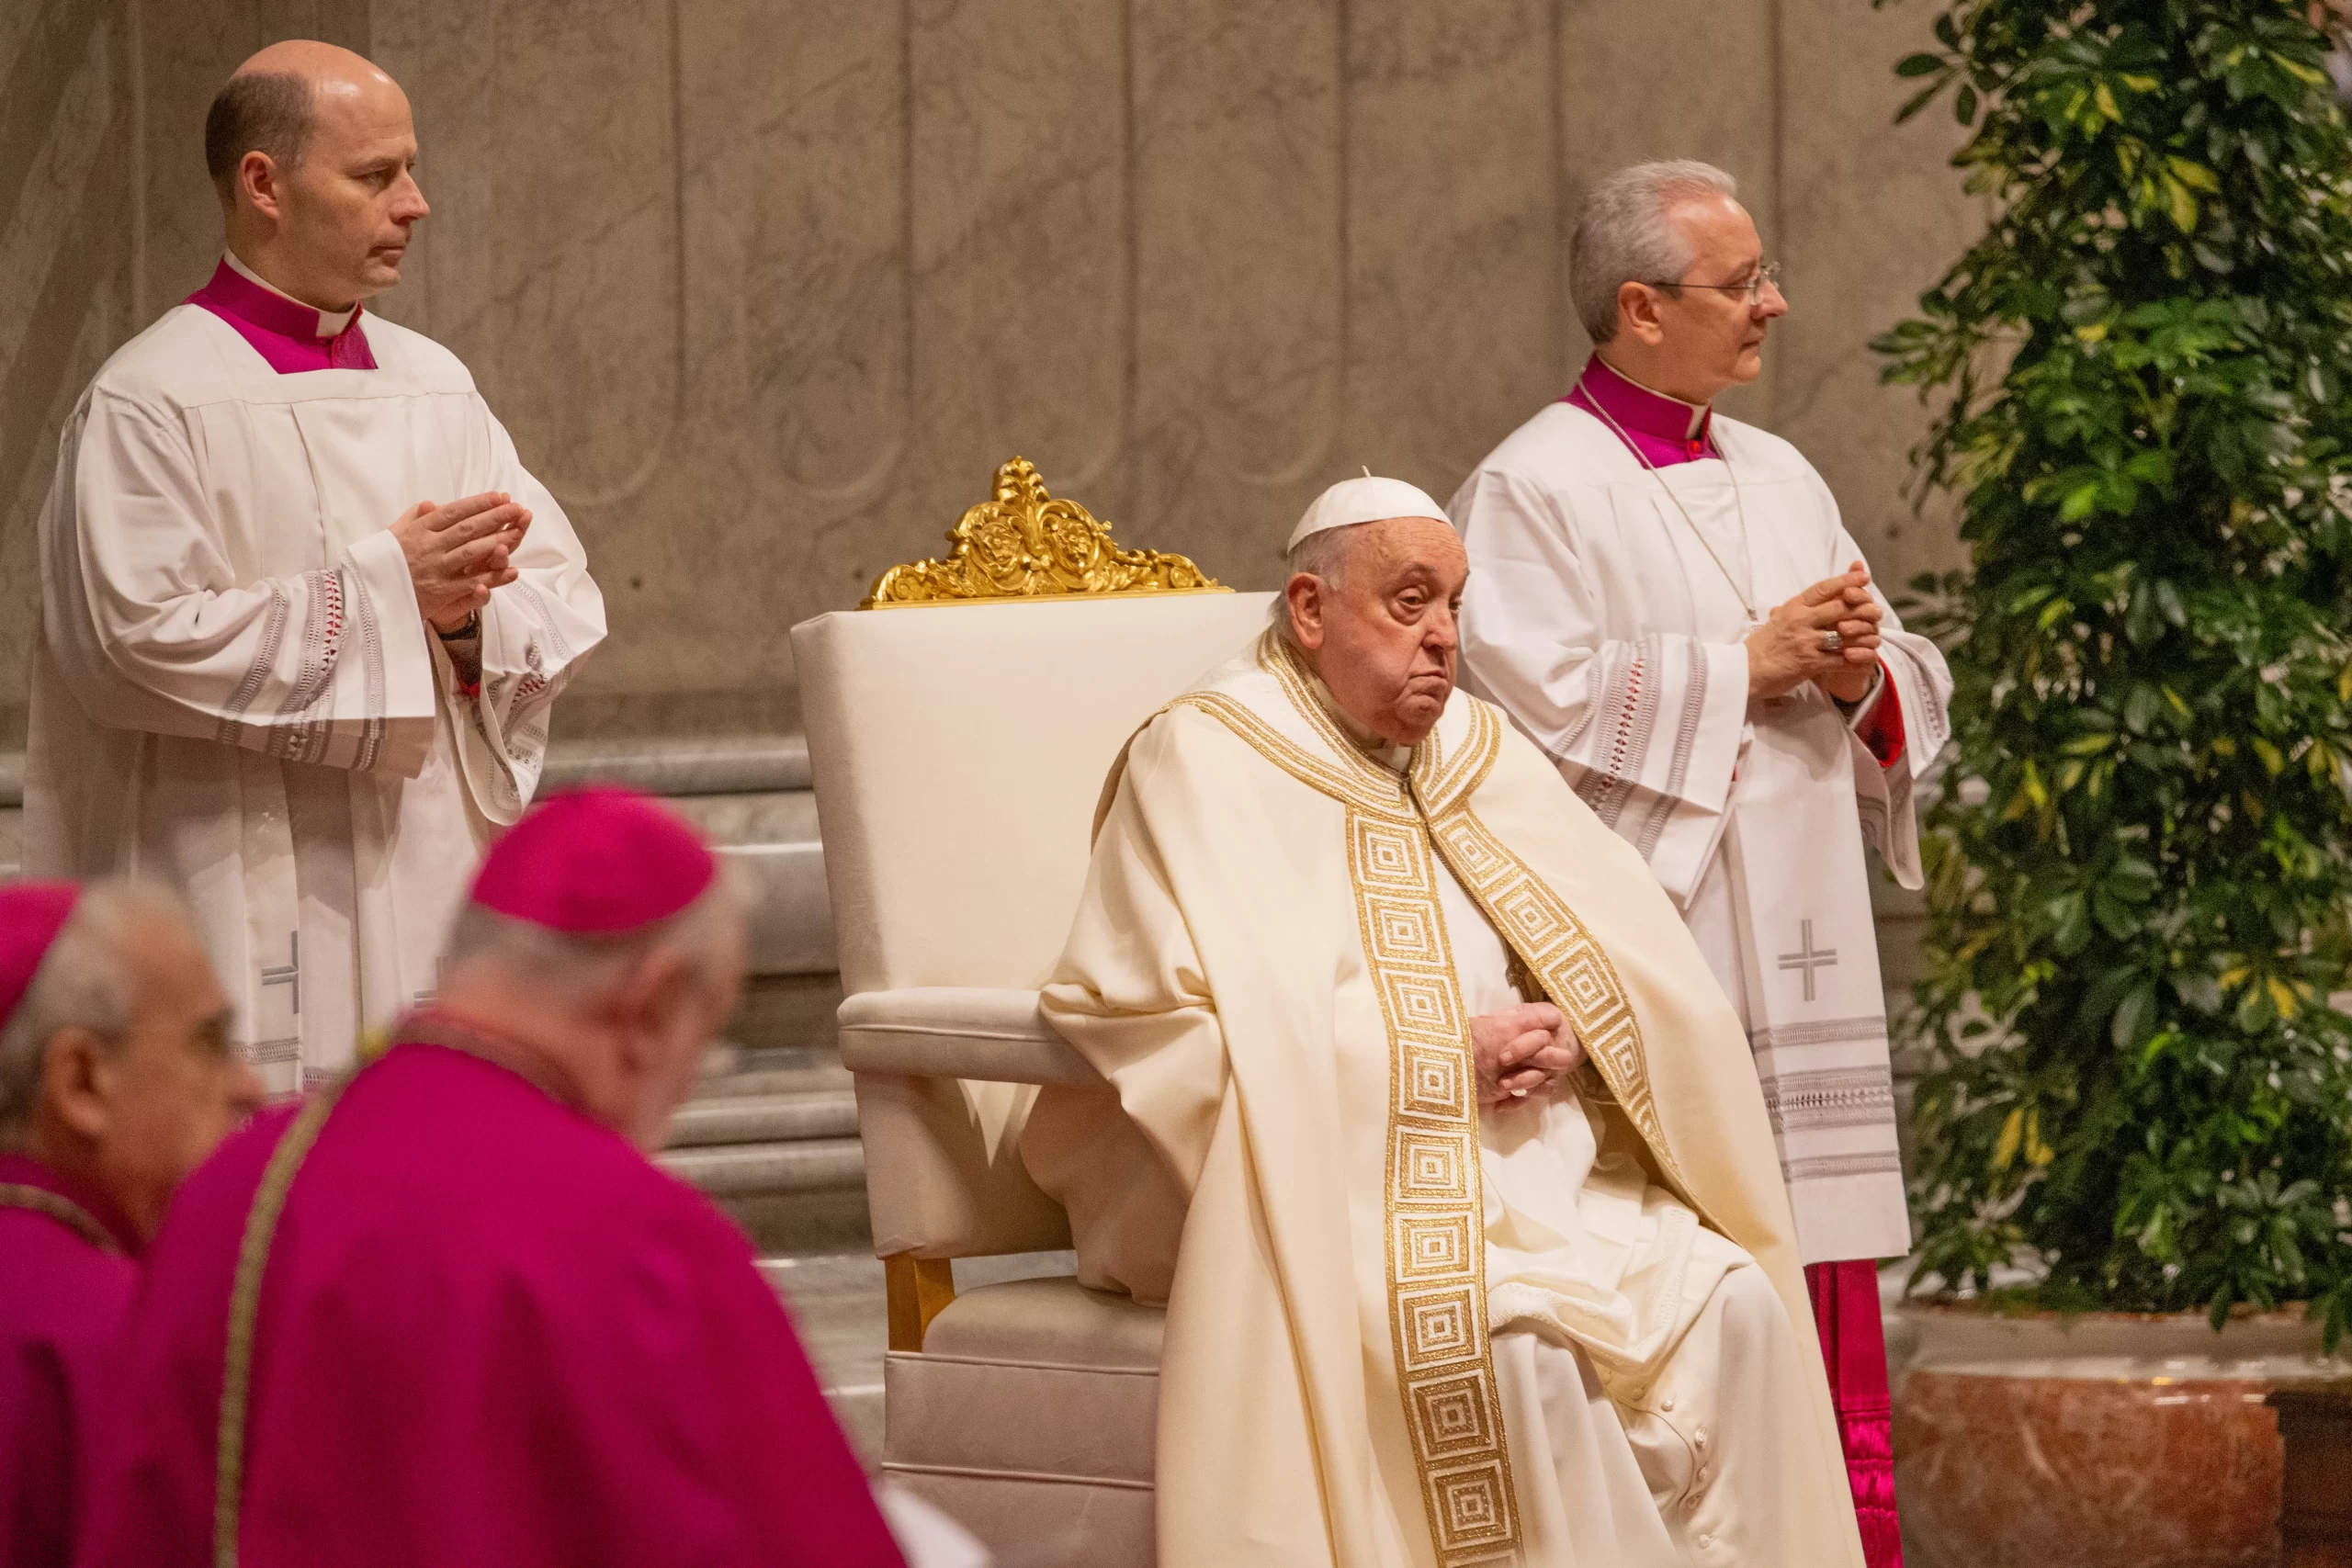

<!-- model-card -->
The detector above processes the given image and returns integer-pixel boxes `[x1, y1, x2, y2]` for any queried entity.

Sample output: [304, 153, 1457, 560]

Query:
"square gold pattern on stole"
[1412, 1371, 1503, 1457]
[1396, 1284, 1480, 1371]
[1489, 879, 1567, 954]
[1395, 1211, 1473, 1280]
[1366, 897, 1443, 965]
[1395, 1128, 1470, 1201]
[1383, 973, 1462, 1040]
[1429, 1460, 1516, 1553]
[1434, 815, 1502, 881]
[1355, 818, 1425, 886]
[1400, 1046, 1466, 1118]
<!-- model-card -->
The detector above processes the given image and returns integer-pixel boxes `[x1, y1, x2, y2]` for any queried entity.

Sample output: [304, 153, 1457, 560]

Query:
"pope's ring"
[1822, 628, 1844, 654]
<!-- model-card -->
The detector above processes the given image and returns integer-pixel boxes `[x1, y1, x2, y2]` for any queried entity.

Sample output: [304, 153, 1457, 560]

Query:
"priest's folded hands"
[388, 490, 532, 631]
[1021, 474, 1871, 1568]
[1744, 560, 1885, 703]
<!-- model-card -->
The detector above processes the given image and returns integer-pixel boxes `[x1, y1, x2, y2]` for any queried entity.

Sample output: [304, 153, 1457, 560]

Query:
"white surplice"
[1452, 403, 1952, 1264]
[25, 301, 605, 1091]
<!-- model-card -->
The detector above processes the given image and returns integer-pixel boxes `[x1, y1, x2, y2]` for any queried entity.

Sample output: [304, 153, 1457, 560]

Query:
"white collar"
[223, 250, 358, 337]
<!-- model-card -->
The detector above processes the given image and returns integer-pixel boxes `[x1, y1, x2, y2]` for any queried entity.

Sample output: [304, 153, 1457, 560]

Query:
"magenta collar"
[0, 1151, 142, 1257]
[1563, 355, 1718, 468]
[187, 259, 378, 374]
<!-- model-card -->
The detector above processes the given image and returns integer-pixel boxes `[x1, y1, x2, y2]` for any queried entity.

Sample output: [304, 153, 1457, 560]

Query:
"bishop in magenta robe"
[0, 1153, 137, 1568]
[74, 790, 907, 1567]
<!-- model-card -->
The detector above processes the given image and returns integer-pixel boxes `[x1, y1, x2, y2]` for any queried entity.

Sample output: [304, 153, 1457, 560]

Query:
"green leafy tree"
[1875, 0, 2352, 1337]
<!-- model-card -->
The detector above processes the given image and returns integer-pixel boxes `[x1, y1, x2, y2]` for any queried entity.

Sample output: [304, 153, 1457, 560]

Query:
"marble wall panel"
[905, 0, 1129, 529]
[1126, 0, 1341, 583]
[1344, 0, 1561, 502]
[0, 0, 137, 747]
[1773, 0, 1980, 588]
[0, 0, 1986, 744]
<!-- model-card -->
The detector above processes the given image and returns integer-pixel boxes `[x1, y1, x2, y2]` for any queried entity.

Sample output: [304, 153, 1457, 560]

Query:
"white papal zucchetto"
[1286, 472, 1452, 551]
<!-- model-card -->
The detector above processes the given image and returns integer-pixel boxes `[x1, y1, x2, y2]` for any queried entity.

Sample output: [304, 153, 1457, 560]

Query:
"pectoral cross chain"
[1777, 919, 1838, 1003]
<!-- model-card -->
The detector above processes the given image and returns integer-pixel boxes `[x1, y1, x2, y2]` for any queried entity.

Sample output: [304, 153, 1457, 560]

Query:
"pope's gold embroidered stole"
[1173, 637, 1524, 1566]
[1164, 637, 1704, 1565]
[1347, 805, 1524, 1563]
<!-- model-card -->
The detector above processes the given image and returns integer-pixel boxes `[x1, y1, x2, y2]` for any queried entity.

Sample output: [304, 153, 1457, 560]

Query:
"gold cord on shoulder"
[0, 1182, 119, 1254]
[214, 1077, 353, 1568]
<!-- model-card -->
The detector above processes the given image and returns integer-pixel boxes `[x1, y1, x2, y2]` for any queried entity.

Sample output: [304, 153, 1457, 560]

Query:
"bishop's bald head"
[204, 41, 427, 313]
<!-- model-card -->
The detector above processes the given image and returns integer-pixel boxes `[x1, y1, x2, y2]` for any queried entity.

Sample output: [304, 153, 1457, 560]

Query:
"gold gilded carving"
[860, 457, 1226, 608]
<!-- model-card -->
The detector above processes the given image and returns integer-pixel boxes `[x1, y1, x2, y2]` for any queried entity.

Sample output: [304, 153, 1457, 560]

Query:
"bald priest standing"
[1452, 160, 1953, 1564]
[25, 42, 604, 1093]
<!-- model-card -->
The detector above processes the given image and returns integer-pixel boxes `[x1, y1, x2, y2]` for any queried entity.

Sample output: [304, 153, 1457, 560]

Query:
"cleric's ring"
[1822, 629, 1844, 654]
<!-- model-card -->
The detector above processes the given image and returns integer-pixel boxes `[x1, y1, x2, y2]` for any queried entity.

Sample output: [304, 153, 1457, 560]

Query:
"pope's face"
[267, 72, 428, 305]
[1288, 518, 1468, 749]
[1638, 194, 1787, 400]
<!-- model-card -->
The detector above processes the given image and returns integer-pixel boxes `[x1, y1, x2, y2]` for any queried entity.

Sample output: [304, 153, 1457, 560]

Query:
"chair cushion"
[839, 987, 1102, 1086]
[922, 1275, 1162, 1368]
[887, 1278, 1163, 1488]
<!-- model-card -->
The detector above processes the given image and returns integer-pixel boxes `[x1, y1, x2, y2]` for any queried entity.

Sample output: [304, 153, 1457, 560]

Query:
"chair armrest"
[838, 987, 1105, 1087]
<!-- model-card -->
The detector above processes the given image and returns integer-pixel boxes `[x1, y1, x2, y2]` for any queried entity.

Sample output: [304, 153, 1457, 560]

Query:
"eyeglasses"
[1640, 261, 1784, 306]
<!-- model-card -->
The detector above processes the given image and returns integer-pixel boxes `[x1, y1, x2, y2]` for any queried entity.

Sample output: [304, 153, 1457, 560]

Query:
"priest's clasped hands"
[1744, 559, 1882, 705]
[1471, 1000, 1585, 1109]
[390, 491, 532, 633]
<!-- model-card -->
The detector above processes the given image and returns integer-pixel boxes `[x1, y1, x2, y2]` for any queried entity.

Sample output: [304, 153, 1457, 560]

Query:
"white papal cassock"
[1023, 631, 1862, 1568]
[1453, 400, 1952, 1265]
[26, 282, 604, 1091]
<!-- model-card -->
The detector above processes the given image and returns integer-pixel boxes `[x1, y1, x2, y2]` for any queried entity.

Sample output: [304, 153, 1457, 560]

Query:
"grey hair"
[1272, 523, 1365, 645]
[438, 863, 752, 1003]
[0, 882, 198, 1145]
[1570, 160, 1740, 344]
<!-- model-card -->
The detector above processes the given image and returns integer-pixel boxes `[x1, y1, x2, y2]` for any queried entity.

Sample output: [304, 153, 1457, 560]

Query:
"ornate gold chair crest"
[861, 457, 1221, 607]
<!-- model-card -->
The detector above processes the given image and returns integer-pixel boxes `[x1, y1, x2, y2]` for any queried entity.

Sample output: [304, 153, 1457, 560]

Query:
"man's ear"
[39, 1028, 114, 1142]
[1616, 280, 1668, 348]
[610, 949, 695, 1073]
[238, 151, 286, 223]
[1285, 572, 1328, 651]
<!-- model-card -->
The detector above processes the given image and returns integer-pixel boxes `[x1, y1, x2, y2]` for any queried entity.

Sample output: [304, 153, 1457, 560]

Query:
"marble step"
[0, 740, 841, 985]
[540, 733, 810, 796]
[658, 1137, 866, 1198]
[665, 1089, 859, 1148]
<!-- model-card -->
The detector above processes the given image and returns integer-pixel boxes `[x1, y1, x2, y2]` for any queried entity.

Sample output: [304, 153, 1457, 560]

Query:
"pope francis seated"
[1021, 475, 1866, 1568]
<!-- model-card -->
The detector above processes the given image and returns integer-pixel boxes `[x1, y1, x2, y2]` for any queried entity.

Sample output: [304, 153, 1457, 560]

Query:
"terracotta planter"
[1894, 1303, 2352, 1568]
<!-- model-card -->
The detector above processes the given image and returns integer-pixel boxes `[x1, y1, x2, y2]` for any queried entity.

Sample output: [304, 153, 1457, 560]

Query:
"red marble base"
[1897, 1371, 2280, 1568]
[1893, 1306, 2352, 1568]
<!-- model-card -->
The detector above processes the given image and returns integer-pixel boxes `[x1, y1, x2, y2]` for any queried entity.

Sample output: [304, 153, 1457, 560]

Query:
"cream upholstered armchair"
[791, 459, 1273, 1566]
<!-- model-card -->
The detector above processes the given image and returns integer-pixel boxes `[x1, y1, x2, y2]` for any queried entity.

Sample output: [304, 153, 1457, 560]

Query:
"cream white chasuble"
[27, 304, 605, 1090]
[1028, 633, 1861, 1568]
[1453, 404, 1953, 1263]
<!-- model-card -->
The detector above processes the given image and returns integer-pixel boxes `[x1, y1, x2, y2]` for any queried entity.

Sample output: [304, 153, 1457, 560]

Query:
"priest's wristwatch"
[435, 611, 481, 641]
